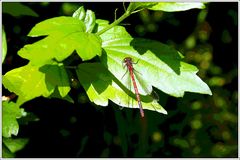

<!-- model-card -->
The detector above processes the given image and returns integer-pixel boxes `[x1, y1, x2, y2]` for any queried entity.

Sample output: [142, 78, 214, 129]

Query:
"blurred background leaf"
[2, 2, 39, 17]
[2, 27, 7, 63]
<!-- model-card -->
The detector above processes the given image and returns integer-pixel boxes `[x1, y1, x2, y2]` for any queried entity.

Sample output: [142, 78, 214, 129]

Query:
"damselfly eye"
[124, 57, 132, 63]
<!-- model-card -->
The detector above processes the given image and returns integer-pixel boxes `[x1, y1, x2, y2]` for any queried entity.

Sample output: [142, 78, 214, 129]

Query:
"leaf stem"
[96, 11, 131, 36]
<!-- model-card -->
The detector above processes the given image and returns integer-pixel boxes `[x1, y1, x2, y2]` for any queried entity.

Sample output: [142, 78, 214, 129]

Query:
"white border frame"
[1, 0, 239, 159]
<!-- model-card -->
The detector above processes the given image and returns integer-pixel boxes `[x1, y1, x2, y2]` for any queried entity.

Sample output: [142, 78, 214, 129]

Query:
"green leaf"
[73, 6, 86, 20]
[3, 62, 72, 104]
[18, 16, 102, 66]
[84, 10, 96, 33]
[73, 6, 96, 33]
[39, 63, 71, 97]
[2, 27, 7, 63]
[2, 144, 15, 158]
[98, 23, 212, 97]
[74, 33, 102, 60]
[48, 88, 74, 103]
[148, 2, 205, 12]
[127, 2, 205, 13]
[94, 19, 109, 32]
[3, 63, 55, 104]
[2, 101, 26, 137]
[127, 2, 158, 12]
[3, 137, 29, 153]
[2, 2, 39, 17]
[28, 16, 86, 36]
[76, 63, 167, 114]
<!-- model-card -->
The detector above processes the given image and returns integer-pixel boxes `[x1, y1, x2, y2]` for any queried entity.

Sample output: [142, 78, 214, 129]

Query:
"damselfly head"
[123, 57, 132, 63]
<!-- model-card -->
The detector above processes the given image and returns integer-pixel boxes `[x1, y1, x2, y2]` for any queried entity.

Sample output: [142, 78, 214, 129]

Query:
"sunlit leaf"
[3, 138, 29, 153]
[84, 10, 96, 33]
[127, 2, 158, 12]
[73, 6, 86, 20]
[148, 2, 205, 12]
[127, 2, 205, 13]
[28, 16, 86, 36]
[2, 102, 26, 138]
[18, 16, 102, 66]
[73, 6, 96, 33]
[76, 63, 167, 114]
[97, 21, 212, 97]
[3, 63, 55, 104]
[3, 62, 73, 104]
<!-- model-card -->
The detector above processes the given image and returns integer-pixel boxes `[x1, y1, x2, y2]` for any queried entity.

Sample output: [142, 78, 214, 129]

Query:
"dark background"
[2, 2, 238, 158]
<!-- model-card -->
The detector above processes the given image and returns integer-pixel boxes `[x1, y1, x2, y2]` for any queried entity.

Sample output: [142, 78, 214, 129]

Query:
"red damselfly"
[122, 57, 145, 118]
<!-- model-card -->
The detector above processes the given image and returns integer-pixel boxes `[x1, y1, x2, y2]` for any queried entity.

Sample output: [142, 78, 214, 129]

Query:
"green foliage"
[3, 145, 15, 158]
[2, 2, 39, 17]
[73, 6, 86, 20]
[2, 27, 7, 63]
[73, 6, 96, 33]
[48, 89, 74, 103]
[3, 2, 210, 115]
[2, 101, 26, 138]
[148, 2, 205, 12]
[2, 101, 37, 157]
[98, 23, 212, 97]
[3, 138, 29, 158]
[127, 2, 158, 12]
[127, 2, 205, 13]
[76, 63, 167, 114]
[3, 138, 29, 153]
[18, 16, 102, 65]
[42, 63, 71, 97]
[3, 64, 55, 105]
[2, 2, 214, 157]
